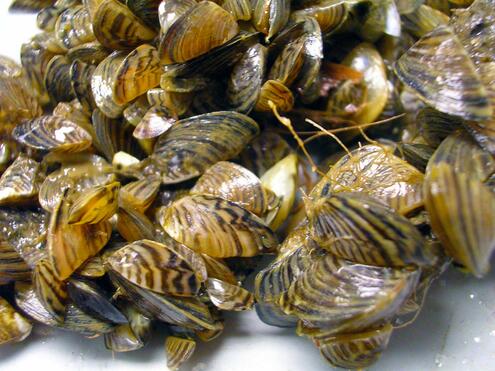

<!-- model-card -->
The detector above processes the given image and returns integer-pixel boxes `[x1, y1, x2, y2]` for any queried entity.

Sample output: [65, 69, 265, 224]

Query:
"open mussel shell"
[104, 299, 152, 352]
[67, 181, 119, 225]
[113, 44, 161, 105]
[279, 253, 419, 338]
[252, 0, 290, 40]
[12, 115, 92, 153]
[151, 111, 259, 184]
[227, 43, 266, 114]
[159, 1, 239, 64]
[91, 51, 128, 119]
[306, 192, 434, 268]
[92, 0, 157, 50]
[0, 296, 32, 345]
[110, 272, 219, 331]
[311, 144, 425, 216]
[395, 25, 492, 122]
[33, 259, 68, 322]
[316, 323, 393, 369]
[190, 161, 271, 217]
[206, 278, 254, 311]
[261, 153, 298, 230]
[0, 242, 31, 282]
[48, 192, 112, 280]
[160, 195, 278, 258]
[165, 336, 196, 371]
[106, 239, 207, 297]
[133, 106, 177, 140]
[67, 279, 128, 325]
[15, 282, 114, 336]
[0, 155, 42, 206]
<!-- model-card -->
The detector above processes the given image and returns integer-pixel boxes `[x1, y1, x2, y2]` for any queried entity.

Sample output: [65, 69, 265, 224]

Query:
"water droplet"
[469, 293, 475, 299]
[435, 354, 447, 368]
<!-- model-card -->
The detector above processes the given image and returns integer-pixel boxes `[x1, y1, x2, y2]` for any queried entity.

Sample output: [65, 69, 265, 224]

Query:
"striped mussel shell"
[47, 191, 112, 280]
[227, 43, 266, 114]
[424, 137, 495, 277]
[151, 111, 259, 184]
[0, 296, 32, 345]
[109, 271, 220, 331]
[255, 302, 298, 328]
[106, 239, 207, 297]
[12, 115, 92, 153]
[67, 278, 128, 324]
[39, 154, 115, 212]
[402, 4, 449, 38]
[206, 278, 254, 311]
[311, 144, 425, 215]
[159, 1, 239, 64]
[66, 42, 109, 65]
[395, 25, 492, 122]
[44, 55, 77, 103]
[126, 0, 161, 29]
[252, 0, 290, 40]
[352, 0, 401, 43]
[315, 323, 393, 369]
[113, 44, 161, 105]
[221, 0, 251, 20]
[165, 336, 196, 371]
[0, 55, 23, 78]
[0, 241, 31, 282]
[76, 255, 106, 278]
[200, 254, 237, 285]
[55, 5, 95, 49]
[92, 0, 157, 50]
[306, 192, 435, 268]
[104, 299, 152, 352]
[67, 181, 120, 224]
[133, 106, 177, 140]
[160, 194, 278, 258]
[291, 0, 348, 35]
[0, 155, 43, 206]
[279, 253, 419, 339]
[255, 80, 294, 112]
[158, 0, 196, 35]
[239, 131, 292, 177]
[15, 281, 114, 336]
[190, 161, 272, 217]
[118, 177, 161, 213]
[70, 60, 97, 113]
[116, 206, 157, 242]
[91, 51, 128, 119]
[417, 107, 464, 147]
[37, 3, 67, 31]
[162, 32, 260, 78]
[396, 143, 434, 172]
[33, 259, 68, 322]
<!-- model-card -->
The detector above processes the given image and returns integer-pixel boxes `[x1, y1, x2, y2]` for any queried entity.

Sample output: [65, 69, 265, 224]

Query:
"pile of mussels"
[0, 0, 494, 369]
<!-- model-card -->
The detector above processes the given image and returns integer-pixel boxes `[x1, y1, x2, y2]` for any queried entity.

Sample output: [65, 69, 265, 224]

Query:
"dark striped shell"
[0, 155, 42, 205]
[206, 278, 254, 311]
[44, 56, 76, 103]
[0, 296, 32, 345]
[0, 241, 31, 282]
[33, 259, 68, 321]
[55, 5, 95, 49]
[165, 336, 196, 370]
[70, 60, 97, 113]
[118, 178, 161, 213]
[151, 111, 259, 184]
[106, 239, 207, 297]
[67, 182, 119, 225]
[12, 115, 92, 153]
[133, 106, 177, 140]
[160, 195, 278, 258]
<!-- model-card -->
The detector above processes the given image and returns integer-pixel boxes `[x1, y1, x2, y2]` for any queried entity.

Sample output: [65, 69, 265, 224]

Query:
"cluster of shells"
[0, 0, 494, 369]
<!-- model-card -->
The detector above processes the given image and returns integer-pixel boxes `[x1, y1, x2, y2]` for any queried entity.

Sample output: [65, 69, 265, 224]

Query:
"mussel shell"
[417, 107, 464, 147]
[44, 55, 77, 103]
[0, 55, 23, 78]
[206, 278, 254, 311]
[67, 279, 128, 324]
[397, 143, 434, 172]
[66, 41, 110, 65]
[33, 259, 68, 322]
[133, 105, 177, 139]
[55, 5, 96, 49]
[227, 43, 266, 114]
[160, 194, 278, 258]
[158, 0, 196, 35]
[37, 5, 65, 32]
[222, 0, 251, 20]
[67, 182, 119, 224]
[92, 0, 157, 50]
[292, 0, 348, 35]
[70, 60, 97, 113]
[0, 242, 31, 282]
[0, 74, 42, 127]
[200, 254, 237, 285]
[151, 111, 259, 184]
[255, 80, 294, 112]
[0, 296, 32, 345]
[127, 0, 161, 29]
[116, 206, 157, 242]
[106, 239, 207, 296]
[159, 1, 239, 64]
[15, 281, 114, 336]
[252, 0, 290, 40]
[255, 303, 298, 328]
[190, 161, 270, 216]
[165, 336, 196, 370]
[316, 324, 393, 369]
[118, 178, 161, 213]
[9, 0, 56, 12]
[13, 115, 92, 153]
[402, 4, 449, 38]
[113, 44, 161, 105]
[0, 155, 42, 206]
[110, 272, 219, 330]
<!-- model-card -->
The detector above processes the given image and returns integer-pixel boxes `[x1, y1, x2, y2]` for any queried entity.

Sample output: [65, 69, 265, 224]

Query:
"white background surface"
[1, 3, 495, 371]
